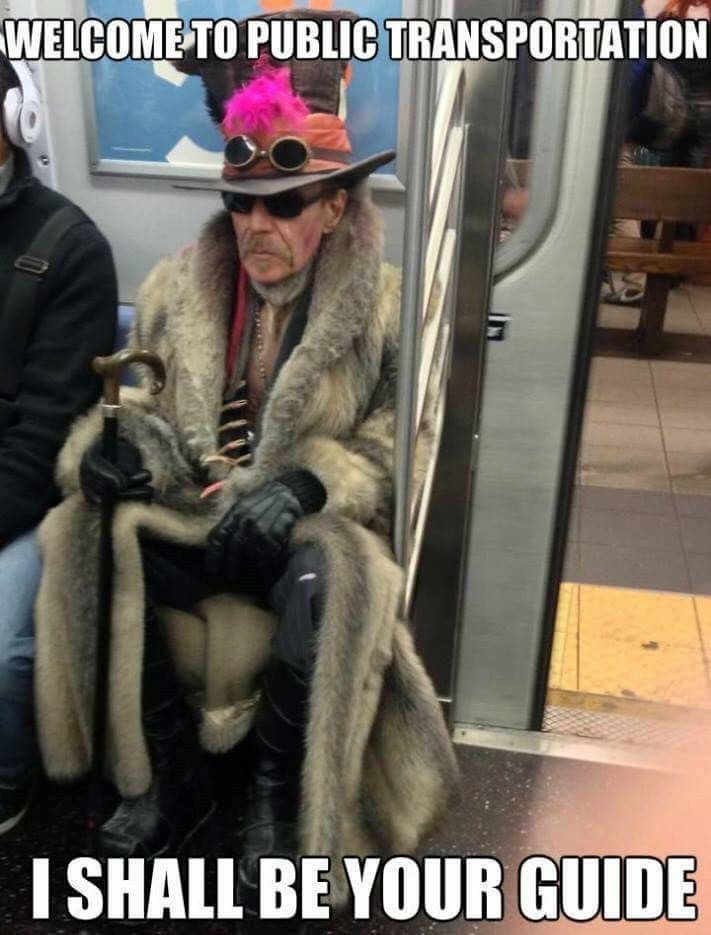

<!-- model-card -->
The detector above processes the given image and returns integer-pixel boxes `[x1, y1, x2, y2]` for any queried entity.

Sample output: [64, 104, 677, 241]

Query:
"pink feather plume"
[222, 62, 310, 137]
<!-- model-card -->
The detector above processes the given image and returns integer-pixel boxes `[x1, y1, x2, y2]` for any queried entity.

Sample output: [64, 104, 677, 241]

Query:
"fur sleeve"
[290, 361, 435, 537]
[289, 417, 394, 533]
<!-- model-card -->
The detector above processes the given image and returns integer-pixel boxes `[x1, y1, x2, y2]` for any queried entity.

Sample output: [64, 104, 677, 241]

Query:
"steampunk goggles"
[224, 134, 311, 174]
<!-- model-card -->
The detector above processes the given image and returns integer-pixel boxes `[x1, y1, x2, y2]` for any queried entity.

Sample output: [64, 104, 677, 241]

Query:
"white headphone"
[0, 33, 43, 148]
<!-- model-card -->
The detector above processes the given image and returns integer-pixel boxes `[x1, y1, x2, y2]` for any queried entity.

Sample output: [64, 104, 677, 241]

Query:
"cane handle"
[93, 349, 166, 406]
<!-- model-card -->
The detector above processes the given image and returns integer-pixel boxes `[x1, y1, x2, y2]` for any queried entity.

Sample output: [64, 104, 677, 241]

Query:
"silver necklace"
[254, 303, 269, 388]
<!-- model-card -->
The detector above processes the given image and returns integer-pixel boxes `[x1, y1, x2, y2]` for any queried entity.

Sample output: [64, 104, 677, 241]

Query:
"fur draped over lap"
[34, 184, 459, 903]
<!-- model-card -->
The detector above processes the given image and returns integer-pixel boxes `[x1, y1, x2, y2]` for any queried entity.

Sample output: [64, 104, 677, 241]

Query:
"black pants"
[141, 540, 325, 694]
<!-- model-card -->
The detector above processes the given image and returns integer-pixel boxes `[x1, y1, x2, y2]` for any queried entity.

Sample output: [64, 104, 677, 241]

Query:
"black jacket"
[0, 149, 117, 548]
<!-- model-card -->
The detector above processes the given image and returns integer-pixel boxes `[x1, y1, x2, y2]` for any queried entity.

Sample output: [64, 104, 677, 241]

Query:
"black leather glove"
[79, 437, 154, 506]
[205, 470, 327, 595]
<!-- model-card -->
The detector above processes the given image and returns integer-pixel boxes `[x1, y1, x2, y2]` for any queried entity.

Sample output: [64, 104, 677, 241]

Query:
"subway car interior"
[1, 0, 710, 932]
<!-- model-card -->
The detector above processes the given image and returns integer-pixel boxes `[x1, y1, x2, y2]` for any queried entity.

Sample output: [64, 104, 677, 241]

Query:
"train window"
[496, 0, 575, 273]
[500, 0, 541, 241]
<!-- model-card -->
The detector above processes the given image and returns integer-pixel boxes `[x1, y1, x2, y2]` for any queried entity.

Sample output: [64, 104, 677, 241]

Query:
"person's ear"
[322, 188, 348, 234]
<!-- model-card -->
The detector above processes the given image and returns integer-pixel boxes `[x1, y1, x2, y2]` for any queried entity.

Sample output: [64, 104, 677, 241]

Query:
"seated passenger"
[0, 39, 117, 833]
[34, 11, 458, 924]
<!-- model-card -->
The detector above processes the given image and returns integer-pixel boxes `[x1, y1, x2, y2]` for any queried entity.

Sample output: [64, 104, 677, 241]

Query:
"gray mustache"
[240, 235, 290, 261]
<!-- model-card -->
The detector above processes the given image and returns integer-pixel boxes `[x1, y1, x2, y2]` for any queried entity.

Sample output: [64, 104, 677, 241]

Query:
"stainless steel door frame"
[411, 0, 515, 701]
[453, 0, 630, 731]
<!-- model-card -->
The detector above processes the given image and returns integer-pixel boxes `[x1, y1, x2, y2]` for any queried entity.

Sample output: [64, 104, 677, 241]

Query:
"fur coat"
[34, 186, 459, 905]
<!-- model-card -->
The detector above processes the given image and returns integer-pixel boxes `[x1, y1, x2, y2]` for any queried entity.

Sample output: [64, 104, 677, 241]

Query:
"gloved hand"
[79, 437, 154, 506]
[205, 470, 327, 595]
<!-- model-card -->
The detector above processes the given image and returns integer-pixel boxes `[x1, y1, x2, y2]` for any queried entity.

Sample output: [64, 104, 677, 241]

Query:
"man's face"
[230, 184, 348, 284]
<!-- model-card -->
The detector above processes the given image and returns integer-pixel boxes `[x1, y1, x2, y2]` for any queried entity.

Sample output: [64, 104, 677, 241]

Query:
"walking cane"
[88, 349, 166, 855]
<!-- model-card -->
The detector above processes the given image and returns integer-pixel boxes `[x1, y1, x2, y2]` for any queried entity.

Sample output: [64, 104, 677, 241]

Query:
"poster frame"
[77, 0, 416, 192]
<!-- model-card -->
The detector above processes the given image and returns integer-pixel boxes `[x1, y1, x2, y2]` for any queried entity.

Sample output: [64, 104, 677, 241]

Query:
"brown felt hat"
[175, 9, 395, 196]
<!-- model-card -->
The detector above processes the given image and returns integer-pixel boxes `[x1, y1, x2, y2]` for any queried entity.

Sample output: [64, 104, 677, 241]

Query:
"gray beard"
[249, 257, 315, 308]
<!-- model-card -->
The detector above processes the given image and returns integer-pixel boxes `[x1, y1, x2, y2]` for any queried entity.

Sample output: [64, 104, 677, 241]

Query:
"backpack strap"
[0, 205, 86, 401]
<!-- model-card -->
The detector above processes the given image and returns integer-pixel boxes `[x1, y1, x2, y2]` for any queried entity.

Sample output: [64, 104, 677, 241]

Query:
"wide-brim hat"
[175, 9, 395, 197]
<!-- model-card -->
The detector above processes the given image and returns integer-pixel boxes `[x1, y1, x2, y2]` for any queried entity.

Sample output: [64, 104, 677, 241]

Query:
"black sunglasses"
[221, 188, 326, 220]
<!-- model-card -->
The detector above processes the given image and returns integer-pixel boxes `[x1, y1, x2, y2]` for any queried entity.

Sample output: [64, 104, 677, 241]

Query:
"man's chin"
[244, 257, 291, 284]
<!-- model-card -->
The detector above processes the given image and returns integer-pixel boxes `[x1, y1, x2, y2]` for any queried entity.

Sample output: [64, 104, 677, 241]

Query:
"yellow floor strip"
[548, 584, 572, 690]
[549, 583, 580, 692]
[550, 583, 711, 708]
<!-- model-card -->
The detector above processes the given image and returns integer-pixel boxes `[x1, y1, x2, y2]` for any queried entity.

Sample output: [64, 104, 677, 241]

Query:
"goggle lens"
[270, 137, 309, 173]
[224, 136, 257, 169]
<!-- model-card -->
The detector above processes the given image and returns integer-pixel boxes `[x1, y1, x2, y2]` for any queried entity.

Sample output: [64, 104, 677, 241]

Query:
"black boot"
[238, 658, 309, 928]
[98, 617, 216, 858]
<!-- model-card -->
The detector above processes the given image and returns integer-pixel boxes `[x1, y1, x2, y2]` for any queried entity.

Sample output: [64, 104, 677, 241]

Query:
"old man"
[35, 8, 458, 926]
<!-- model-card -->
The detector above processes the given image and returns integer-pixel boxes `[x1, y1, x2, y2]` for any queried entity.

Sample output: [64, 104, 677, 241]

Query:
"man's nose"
[246, 199, 274, 231]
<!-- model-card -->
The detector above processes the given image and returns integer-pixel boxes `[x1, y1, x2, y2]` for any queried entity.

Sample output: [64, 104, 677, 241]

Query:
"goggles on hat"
[221, 187, 327, 220]
[224, 135, 311, 174]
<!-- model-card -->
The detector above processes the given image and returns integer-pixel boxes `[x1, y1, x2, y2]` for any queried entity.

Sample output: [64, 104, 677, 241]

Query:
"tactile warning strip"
[549, 583, 711, 707]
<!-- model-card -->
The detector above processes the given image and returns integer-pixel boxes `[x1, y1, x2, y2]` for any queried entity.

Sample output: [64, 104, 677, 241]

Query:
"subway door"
[452, 0, 632, 733]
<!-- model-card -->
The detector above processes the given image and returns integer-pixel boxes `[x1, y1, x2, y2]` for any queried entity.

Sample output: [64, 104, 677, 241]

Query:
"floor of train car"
[547, 283, 711, 743]
[0, 743, 669, 935]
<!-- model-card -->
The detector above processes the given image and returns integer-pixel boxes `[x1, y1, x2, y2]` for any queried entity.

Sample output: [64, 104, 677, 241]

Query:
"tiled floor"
[555, 284, 711, 714]
[572, 285, 711, 594]
[597, 282, 711, 337]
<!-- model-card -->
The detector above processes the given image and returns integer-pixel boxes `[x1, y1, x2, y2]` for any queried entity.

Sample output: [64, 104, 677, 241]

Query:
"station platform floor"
[548, 284, 711, 741]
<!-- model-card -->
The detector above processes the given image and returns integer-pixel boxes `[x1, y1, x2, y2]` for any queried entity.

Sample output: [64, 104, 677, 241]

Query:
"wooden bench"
[602, 165, 711, 356]
[507, 160, 711, 357]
